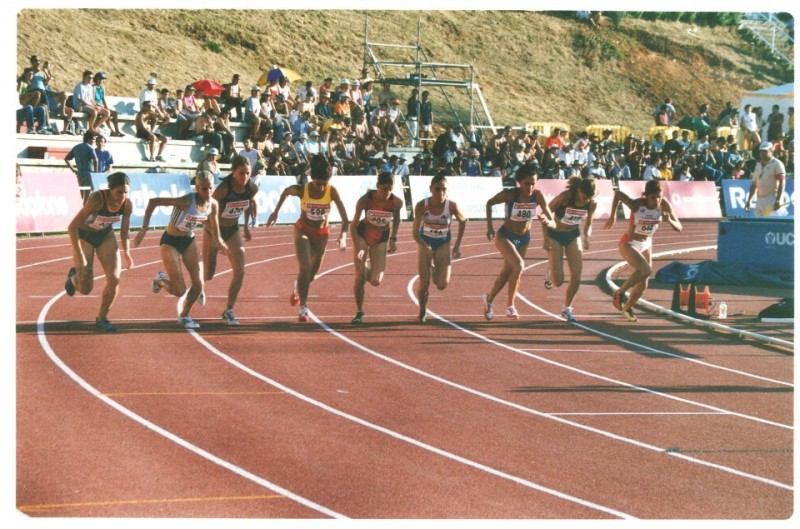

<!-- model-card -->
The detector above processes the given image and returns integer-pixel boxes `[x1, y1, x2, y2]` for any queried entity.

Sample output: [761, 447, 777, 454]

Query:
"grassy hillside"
[16, 9, 791, 136]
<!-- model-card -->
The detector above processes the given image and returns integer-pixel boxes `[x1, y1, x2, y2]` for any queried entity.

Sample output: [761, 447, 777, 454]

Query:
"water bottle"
[718, 301, 727, 319]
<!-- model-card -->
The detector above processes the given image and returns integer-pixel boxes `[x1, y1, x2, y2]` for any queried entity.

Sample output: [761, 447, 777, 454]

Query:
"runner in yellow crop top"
[267, 154, 349, 322]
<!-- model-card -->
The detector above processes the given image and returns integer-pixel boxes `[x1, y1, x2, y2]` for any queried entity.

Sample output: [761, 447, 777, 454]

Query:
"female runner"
[604, 179, 682, 321]
[267, 154, 349, 322]
[482, 164, 554, 320]
[412, 174, 468, 323]
[133, 171, 229, 329]
[203, 155, 258, 326]
[64, 171, 133, 332]
[350, 171, 404, 324]
[543, 176, 598, 322]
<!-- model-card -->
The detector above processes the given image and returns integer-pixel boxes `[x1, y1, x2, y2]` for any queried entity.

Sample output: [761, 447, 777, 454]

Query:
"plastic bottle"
[718, 301, 727, 319]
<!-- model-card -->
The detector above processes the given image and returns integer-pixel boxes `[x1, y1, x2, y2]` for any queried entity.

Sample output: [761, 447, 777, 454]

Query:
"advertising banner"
[16, 172, 83, 233]
[720, 179, 794, 218]
[534, 179, 615, 220]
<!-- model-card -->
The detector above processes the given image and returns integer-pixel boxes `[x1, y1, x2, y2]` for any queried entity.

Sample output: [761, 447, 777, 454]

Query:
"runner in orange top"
[349, 171, 404, 323]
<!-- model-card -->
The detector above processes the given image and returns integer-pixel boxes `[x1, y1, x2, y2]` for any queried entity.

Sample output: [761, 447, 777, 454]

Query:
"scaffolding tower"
[362, 16, 496, 145]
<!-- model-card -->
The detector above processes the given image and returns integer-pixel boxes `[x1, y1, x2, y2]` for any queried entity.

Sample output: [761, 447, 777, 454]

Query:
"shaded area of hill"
[16, 9, 791, 136]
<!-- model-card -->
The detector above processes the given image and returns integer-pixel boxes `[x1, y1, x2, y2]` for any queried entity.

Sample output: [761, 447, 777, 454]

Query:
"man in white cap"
[745, 142, 787, 216]
[139, 78, 165, 120]
[244, 86, 262, 141]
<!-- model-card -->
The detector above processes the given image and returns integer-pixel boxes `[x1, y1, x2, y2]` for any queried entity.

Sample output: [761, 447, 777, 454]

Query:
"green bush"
[203, 41, 223, 53]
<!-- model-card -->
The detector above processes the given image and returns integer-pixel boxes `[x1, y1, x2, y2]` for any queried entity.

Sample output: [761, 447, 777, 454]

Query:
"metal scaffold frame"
[362, 15, 496, 144]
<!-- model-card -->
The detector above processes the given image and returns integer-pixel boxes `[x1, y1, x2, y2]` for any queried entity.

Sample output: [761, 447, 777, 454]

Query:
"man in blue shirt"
[65, 131, 98, 199]
[95, 135, 114, 173]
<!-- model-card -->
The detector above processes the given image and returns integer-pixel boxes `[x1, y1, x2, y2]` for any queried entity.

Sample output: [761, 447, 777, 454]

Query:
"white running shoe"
[222, 309, 240, 326]
[544, 269, 553, 290]
[178, 315, 200, 329]
[506, 306, 519, 320]
[152, 271, 167, 294]
[561, 306, 577, 323]
[198, 291, 206, 306]
[482, 293, 494, 320]
[298, 305, 309, 322]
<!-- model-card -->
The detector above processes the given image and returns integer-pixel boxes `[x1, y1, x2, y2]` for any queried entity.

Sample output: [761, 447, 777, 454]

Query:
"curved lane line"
[34, 291, 345, 519]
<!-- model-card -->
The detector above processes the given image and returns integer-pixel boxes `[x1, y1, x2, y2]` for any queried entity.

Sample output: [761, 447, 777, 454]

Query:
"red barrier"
[618, 180, 722, 219]
[16, 171, 84, 233]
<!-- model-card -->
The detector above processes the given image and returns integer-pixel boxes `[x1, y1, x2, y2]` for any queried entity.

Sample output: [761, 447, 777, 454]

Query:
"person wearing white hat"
[745, 142, 787, 216]
[139, 77, 167, 121]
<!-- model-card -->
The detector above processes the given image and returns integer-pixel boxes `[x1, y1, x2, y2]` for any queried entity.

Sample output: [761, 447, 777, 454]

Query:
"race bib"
[177, 214, 206, 232]
[509, 202, 537, 222]
[221, 199, 250, 220]
[85, 214, 121, 231]
[560, 207, 587, 226]
[305, 202, 330, 222]
[634, 219, 660, 236]
[366, 209, 392, 227]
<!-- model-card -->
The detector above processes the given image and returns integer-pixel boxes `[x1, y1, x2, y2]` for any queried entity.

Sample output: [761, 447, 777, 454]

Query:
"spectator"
[545, 127, 565, 150]
[197, 146, 221, 183]
[135, 101, 168, 162]
[158, 87, 178, 118]
[739, 104, 762, 151]
[65, 131, 98, 198]
[418, 90, 433, 143]
[139, 78, 167, 122]
[650, 132, 665, 155]
[766, 104, 785, 142]
[221, 73, 244, 121]
[92, 72, 125, 137]
[653, 97, 675, 125]
[697, 103, 712, 128]
[73, 70, 110, 134]
[318, 77, 334, 99]
[588, 158, 606, 179]
[292, 110, 313, 140]
[377, 81, 396, 106]
[17, 68, 48, 134]
[464, 148, 483, 176]
[348, 79, 363, 113]
[297, 80, 317, 104]
[18, 67, 41, 108]
[386, 98, 403, 145]
[677, 162, 693, 181]
[315, 92, 332, 120]
[244, 86, 263, 141]
[716, 101, 737, 127]
[94, 135, 114, 173]
[332, 92, 351, 119]
[213, 108, 236, 162]
[180, 85, 203, 132]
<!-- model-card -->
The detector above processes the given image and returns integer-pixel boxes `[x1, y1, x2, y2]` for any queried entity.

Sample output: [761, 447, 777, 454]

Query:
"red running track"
[15, 219, 794, 522]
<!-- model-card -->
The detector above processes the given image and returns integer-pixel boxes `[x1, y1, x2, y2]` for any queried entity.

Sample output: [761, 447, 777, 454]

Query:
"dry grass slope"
[16, 9, 789, 136]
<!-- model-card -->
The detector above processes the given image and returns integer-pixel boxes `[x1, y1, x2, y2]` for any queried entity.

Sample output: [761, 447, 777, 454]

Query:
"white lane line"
[187, 319, 635, 519]
[35, 293, 346, 519]
[550, 412, 728, 417]
[397, 275, 791, 490]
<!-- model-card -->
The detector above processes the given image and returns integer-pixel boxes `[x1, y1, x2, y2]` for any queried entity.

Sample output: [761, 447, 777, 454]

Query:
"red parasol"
[192, 79, 225, 97]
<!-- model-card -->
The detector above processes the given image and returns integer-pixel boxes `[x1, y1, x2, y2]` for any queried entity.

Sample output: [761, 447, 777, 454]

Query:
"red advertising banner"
[16, 171, 84, 233]
[617, 181, 722, 219]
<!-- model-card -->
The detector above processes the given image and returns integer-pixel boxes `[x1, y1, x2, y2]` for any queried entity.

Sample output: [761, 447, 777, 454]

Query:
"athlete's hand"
[266, 212, 278, 226]
[338, 232, 347, 251]
[452, 245, 461, 259]
[133, 230, 146, 247]
[604, 217, 616, 229]
[486, 226, 495, 241]
[243, 225, 252, 241]
[121, 250, 133, 270]
[387, 239, 397, 254]
[218, 243, 230, 256]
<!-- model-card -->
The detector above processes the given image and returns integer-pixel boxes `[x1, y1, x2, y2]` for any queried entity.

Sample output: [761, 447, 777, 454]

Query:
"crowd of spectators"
[17, 57, 795, 183]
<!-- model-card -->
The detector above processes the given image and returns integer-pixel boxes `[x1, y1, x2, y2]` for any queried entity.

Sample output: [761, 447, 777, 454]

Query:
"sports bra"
[629, 204, 662, 237]
[170, 193, 209, 233]
[300, 182, 332, 223]
[83, 190, 126, 231]
[506, 188, 539, 223]
[420, 198, 451, 239]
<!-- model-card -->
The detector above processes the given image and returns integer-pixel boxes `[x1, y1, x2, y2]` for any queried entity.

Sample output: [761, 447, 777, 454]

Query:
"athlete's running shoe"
[482, 293, 494, 321]
[622, 307, 638, 322]
[152, 271, 167, 294]
[64, 267, 76, 296]
[289, 280, 300, 306]
[95, 317, 117, 332]
[612, 289, 627, 311]
[298, 305, 309, 322]
[561, 306, 577, 323]
[222, 309, 240, 326]
[544, 269, 553, 290]
[351, 311, 364, 324]
[178, 315, 200, 329]
[506, 306, 519, 320]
